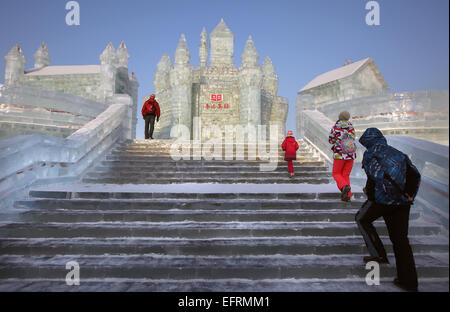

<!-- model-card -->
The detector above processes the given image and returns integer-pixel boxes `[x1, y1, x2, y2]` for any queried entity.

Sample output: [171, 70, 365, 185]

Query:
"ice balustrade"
[300, 109, 449, 232]
[0, 94, 133, 211]
[316, 90, 449, 125]
[0, 84, 108, 118]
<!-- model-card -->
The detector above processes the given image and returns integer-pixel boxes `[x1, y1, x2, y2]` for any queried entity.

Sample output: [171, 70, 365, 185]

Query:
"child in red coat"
[281, 130, 299, 177]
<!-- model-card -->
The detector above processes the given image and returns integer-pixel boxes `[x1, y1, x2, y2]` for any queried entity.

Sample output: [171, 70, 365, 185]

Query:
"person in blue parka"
[356, 128, 421, 292]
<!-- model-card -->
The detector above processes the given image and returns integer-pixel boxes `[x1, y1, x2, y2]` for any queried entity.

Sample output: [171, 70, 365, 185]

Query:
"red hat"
[287, 130, 293, 136]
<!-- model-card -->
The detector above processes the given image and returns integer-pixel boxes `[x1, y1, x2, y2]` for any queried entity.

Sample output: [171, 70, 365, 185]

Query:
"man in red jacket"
[281, 130, 299, 178]
[141, 94, 161, 139]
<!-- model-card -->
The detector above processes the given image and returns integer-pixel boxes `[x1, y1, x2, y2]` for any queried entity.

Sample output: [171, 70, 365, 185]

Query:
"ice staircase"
[0, 139, 448, 291]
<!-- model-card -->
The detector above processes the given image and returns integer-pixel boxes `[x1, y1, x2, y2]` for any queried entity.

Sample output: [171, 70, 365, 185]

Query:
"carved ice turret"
[209, 18, 234, 67]
[241, 36, 259, 68]
[170, 34, 193, 136]
[33, 42, 50, 69]
[199, 28, 208, 68]
[99, 42, 117, 102]
[261, 56, 279, 133]
[174, 34, 190, 65]
[4, 44, 26, 86]
[262, 56, 278, 96]
[100, 42, 117, 65]
[115, 41, 131, 94]
[116, 41, 130, 68]
[154, 54, 172, 92]
[239, 36, 263, 137]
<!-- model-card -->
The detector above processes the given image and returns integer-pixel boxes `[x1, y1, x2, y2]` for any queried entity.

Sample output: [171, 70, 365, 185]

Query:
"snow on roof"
[25, 65, 101, 76]
[299, 58, 371, 93]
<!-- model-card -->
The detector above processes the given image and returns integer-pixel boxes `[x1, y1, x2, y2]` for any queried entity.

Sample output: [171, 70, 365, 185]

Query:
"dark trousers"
[355, 201, 418, 288]
[144, 114, 156, 139]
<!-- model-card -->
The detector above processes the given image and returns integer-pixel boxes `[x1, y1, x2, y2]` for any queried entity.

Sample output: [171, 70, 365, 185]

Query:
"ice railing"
[317, 90, 449, 125]
[0, 94, 134, 211]
[0, 84, 108, 118]
[300, 109, 449, 232]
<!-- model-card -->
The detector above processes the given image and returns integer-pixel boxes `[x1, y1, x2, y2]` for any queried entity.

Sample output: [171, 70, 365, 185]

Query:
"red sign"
[211, 94, 223, 102]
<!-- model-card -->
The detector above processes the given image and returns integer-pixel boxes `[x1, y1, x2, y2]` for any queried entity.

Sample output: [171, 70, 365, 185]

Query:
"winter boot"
[341, 185, 351, 201]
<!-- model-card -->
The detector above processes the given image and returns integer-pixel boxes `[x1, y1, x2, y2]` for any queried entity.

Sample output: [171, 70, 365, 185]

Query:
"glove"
[157, 117, 160, 122]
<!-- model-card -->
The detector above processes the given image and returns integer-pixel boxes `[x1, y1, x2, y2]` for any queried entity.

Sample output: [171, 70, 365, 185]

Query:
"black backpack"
[377, 156, 421, 204]
[404, 159, 421, 201]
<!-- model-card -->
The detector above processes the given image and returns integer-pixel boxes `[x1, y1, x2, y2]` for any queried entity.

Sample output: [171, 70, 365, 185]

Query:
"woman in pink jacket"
[282, 130, 299, 178]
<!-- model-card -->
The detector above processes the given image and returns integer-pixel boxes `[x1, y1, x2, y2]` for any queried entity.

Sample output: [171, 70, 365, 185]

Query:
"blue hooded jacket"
[359, 128, 420, 205]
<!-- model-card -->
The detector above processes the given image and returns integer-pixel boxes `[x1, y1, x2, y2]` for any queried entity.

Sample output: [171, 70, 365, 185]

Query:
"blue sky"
[0, 0, 448, 139]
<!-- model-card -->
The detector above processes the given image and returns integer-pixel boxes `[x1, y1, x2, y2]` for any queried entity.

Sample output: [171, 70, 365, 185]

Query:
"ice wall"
[300, 90, 449, 146]
[0, 94, 133, 212]
[0, 84, 108, 140]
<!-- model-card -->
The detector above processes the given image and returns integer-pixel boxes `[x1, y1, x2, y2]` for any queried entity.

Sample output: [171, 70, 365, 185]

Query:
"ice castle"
[148, 19, 288, 142]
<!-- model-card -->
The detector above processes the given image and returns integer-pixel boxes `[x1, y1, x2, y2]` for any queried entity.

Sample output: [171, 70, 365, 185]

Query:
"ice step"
[104, 156, 325, 165]
[0, 278, 447, 292]
[104, 157, 324, 165]
[96, 163, 329, 172]
[0, 254, 447, 280]
[81, 177, 332, 184]
[115, 143, 312, 150]
[84, 171, 332, 179]
[15, 198, 367, 211]
[0, 221, 440, 238]
[109, 150, 316, 157]
[15, 206, 422, 223]
[1, 236, 445, 256]
[27, 190, 365, 200]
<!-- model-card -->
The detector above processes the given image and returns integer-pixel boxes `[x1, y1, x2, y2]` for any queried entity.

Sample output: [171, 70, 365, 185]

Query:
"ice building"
[0, 42, 139, 139]
[296, 57, 449, 146]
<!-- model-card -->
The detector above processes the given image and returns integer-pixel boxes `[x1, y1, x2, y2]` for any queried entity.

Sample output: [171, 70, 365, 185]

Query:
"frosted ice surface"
[30, 182, 363, 194]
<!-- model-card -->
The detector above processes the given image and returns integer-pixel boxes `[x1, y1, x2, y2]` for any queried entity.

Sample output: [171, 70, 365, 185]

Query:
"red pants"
[332, 159, 354, 197]
[287, 160, 294, 174]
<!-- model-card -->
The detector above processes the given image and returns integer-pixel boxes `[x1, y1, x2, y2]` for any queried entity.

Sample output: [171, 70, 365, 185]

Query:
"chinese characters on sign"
[206, 94, 230, 110]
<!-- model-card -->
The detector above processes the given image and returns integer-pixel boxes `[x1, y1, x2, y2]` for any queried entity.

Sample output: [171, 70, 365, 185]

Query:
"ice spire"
[174, 34, 190, 65]
[262, 56, 275, 75]
[99, 42, 116, 102]
[157, 54, 172, 71]
[210, 18, 234, 67]
[116, 41, 130, 68]
[154, 54, 172, 92]
[211, 18, 233, 37]
[199, 27, 208, 67]
[33, 42, 50, 68]
[100, 42, 117, 65]
[4, 44, 26, 85]
[241, 35, 259, 68]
